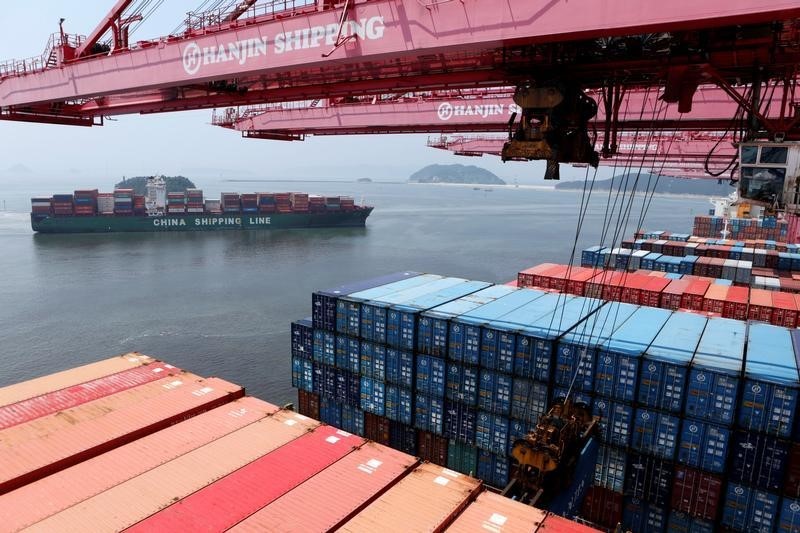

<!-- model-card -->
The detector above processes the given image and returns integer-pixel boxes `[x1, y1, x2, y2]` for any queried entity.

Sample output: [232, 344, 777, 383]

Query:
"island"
[115, 175, 197, 196]
[554, 172, 735, 196]
[409, 164, 506, 185]
[357, 177, 373, 183]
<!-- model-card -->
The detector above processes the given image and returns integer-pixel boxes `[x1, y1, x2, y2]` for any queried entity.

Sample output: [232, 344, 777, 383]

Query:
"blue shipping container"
[595, 444, 626, 493]
[385, 348, 414, 388]
[622, 498, 666, 533]
[313, 329, 336, 366]
[625, 452, 673, 507]
[384, 384, 413, 425]
[335, 368, 361, 407]
[632, 408, 679, 460]
[388, 420, 417, 455]
[290, 318, 313, 359]
[549, 437, 599, 518]
[359, 341, 386, 382]
[445, 363, 479, 406]
[778, 497, 800, 533]
[730, 430, 789, 492]
[638, 313, 707, 413]
[443, 401, 477, 444]
[416, 354, 446, 398]
[666, 511, 714, 533]
[475, 411, 509, 455]
[685, 318, 746, 426]
[477, 450, 509, 489]
[593, 398, 634, 447]
[477, 370, 512, 416]
[722, 483, 780, 533]
[341, 404, 365, 436]
[677, 419, 730, 474]
[316, 362, 336, 398]
[320, 396, 342, 427]
[510, 378, 548, 425]
[291, 355, 314, 392]
[360, 376, 385, 416]
[414, 393, 444, 435]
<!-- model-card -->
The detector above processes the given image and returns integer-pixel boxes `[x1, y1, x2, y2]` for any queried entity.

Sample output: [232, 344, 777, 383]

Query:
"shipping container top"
[455, 288, 549, 324]
[559, 302, 638, 348]
[421, 285, 518, 319]
[374, 277, 474, 306]
[599, 306, 672, 356]
[391, 280, 493, 312]
[747, 323, 799, 386]
[317, 272, 425, 298]
[519, 297, 606, 340]
[488, 292, 575, 328]
[644, 312, 708, 364]
[691, 318, 746, 375]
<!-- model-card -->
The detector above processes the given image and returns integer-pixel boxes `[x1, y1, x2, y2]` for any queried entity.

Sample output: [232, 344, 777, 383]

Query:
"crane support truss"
[0, 0, 798, 124]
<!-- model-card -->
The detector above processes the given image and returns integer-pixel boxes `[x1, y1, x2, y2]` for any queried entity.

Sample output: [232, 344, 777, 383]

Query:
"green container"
[447, 439, 477, 476]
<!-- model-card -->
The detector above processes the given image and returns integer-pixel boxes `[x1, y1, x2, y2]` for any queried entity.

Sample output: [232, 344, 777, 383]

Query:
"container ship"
[30, 176, 372, 234]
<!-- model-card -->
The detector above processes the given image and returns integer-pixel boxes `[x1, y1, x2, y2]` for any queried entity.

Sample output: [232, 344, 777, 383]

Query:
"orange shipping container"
[749, 288, 775, 322]
[681, 279, 711, 311]
[338, 463, 482, 533]
[723, 286, 750, 320]
[1, 396, 279, 531]
[27, 409, 316, 532]
[640, 277, 670, 307]
[446, 490, 546, 532]
[0, 353, 153, 408]
[702, 284, 729, 314]
[231, 442, 418, 532]
[620, 275, 649, 305]
[565, 267, 601, 296]
[542, 264, 571, 291]
[772, 292, 798, 328]
[517, 263, 559, 287]
[0, 375, 242, 495]
[661, 279, 693, 310]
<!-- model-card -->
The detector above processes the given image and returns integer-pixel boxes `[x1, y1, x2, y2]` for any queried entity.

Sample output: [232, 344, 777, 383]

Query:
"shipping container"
[384, 384, 413, 425]
[414, 393, 445, 435]
[447, 490, 547, 532]
[445, 363, 479, 406]
[360, 376, 386, 416]
[443, 401, 477, 444]
[229, 442, 417, 533]
[297, 389, 320, 420]
[671, 465, 723, 522]
[665, 510, 714, 533]
[337, 463, 481, 533]
[313, 329, 336, 366]
[291, 355, 314, 392]
[778, 496, 800, 533]
[623, 497, 667, 533]
[594, 444, 626, 493]
[721, 483, 780, 533]
[556, 302, 638, 392]
[477, 370, 512, 415]
[335, 335, 361, 374]
[582, 485, 623, 529]
[416, 354, 447, 398]
[685, 318, 746, 426]
[291, 318, 314, 359]
[593, 398, 634, 447]
[730, 429, 790, 491]
[510, 378, 548, 425]
[632, 408, 680, 460]
[475, 411, 510, 455]
[625, 452, 673, 507]
[594, 307, 671, 403]
[637, 313, 707, 413]
[124, 425, 364, 532]
[447, 439, 478, 476]
[359, 341, 386, 382]
[0, 353, 154, 408]
[389, 420, 417, 455]
[788, 443, 800, 499]
[676, 419, 730, 474]
[385, 347, 414, 388]
[477, 449, 510, 488]
[341, 403, 365, 435]
[28, 409, 315, 531]
[739, 324, 799, 437]
[0, 396, 278, 531]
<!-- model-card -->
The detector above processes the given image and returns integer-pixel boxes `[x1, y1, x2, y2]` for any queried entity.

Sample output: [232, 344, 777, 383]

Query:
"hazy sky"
[0, 2, 599, 182]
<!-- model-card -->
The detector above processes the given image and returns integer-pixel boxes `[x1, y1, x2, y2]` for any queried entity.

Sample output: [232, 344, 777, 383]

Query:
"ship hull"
[31, 209, 373, 234]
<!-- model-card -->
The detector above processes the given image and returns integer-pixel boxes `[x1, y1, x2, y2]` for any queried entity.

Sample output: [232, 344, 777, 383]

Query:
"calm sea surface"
[0, 178, 712, 404]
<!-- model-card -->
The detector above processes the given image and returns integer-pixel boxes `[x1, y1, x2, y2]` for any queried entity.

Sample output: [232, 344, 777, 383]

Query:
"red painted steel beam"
[74, 0, 135, 58]
[1, 0, 797, 110]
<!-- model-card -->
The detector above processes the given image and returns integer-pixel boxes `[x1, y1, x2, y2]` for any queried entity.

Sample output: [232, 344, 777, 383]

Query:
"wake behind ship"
[30, 177, 372, 234]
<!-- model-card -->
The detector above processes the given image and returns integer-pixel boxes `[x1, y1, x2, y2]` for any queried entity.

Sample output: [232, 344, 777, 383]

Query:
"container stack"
[693, 215, 789, 241]
[166, 192, 186, 214]
[241, 193, 258, 214]
[30, 197, 52, 216]
[309, 195, 326, 212]
[290, 193, 309, 213]
[204, 198, 222, 214]
[51, 194, 74, 216]
[133, 195, 146, 216]
[257, 193, 275, 213]
[340, 196, 355, 211]
[96, 193, 114, 215]
[294, 272, 800, 532]
[72, 189, 98, 216]
[221, 193, 241, 213]
[325, 196, 342, 211]
[112, 188, 134, 215]
[275, 192, 292, 213]
[186, 189, 204, 213]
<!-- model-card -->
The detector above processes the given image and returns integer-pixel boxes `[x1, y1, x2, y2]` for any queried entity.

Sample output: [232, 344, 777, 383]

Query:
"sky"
[0, 2, 602, 183]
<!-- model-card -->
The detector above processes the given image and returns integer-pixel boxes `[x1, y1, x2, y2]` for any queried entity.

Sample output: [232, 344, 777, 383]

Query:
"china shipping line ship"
[30, 177, 373, 234]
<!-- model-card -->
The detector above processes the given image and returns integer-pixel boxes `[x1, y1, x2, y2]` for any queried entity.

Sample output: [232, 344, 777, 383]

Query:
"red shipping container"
[600, 272, 627, 302]
[517, 263, 559, 288]
[640, 277, 670, 307]
[417, 429, 448, 466]
[671, 465, 722, 521]
[772, 292, 798, 327]
[749, 288, 775, 322]
[544, 264, 571, 292]
[1, 396, 279, 531]
[702, 284, 729, 314]
[539, 513, 601, 532]
[297, 389, 320, 420]
[231, 442, 418, 532]
[0, 361, 178, 430]
[681, 279, 712, 311]
[364, 412, 391, 445]
[565, 267, 601, 296]
[126, 425, 364, 532]
[786, 442, 800, 499]
[661, 279, 692, 310]
[646, 270, 668, 278]
[0, 375, 243, 494]
[581, 486, 623, 529]
[723, 286, 750, 320]
[707, 258, 726, 279]
[447, 491, 547, 532]
[620, 275, 649, 305]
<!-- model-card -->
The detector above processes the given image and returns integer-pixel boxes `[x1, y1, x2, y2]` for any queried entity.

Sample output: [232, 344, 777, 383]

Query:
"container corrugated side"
[0, 361, 178, 430]
[25, 409, 317, 532]
[0, 375, 243, 495]
[0, 396, 278, 531]
[337, 463, 481, 533]
[446, 490, 546, 532]
[721, 483, 780, 532]
[0, 353, 153, 408]
[126, 425, 363, 531]
[739, 323, 799, 437]
[230, 441, 417, 532]
[685, 318, 746, 426]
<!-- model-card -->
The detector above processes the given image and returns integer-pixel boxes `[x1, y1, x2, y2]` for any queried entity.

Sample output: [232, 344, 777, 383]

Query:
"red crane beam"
[0, 0, 797, 122]
[73, 0, 135, 58]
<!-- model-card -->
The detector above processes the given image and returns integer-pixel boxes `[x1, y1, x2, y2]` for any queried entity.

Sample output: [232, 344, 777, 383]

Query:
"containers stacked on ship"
[97, 193, 114, 215]
[257, 193, 275, 213]
[204, 198, 222, 214]
[113, 189, 134, 215]
[693, 215, 789, 241]
[221, 193, 241, 213]
[241, 193, 258, 214]
[72, 189, 98, 216]
[275, 193, 292, 213]
[30, 197, 51, 216]
[340, 196, 355, 211]
[309, 195, 326, 212]
[290, 193, 309, 213]
[133, 195, 146, 216]
[185, 189, 204, 214]
[51, 194, 74, 216]
[166, 192, 186, 215]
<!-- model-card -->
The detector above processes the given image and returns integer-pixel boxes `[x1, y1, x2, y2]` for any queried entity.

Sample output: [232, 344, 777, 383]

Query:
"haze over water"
[0, 178, 712, 404]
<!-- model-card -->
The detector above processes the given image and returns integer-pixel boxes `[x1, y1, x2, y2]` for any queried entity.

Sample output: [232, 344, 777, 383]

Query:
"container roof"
[746, 323, 799, 386]
[600, 306, 672, 356]
[645, 312, 708, 364]
[691, 318, 746, 374]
